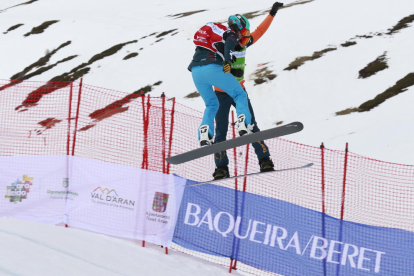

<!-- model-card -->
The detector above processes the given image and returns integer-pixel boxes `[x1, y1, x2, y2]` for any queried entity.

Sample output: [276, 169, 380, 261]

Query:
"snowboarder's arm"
[250, 15, 274, 45]
[223, 31, 238, 62]
[250, 2, 283, 46]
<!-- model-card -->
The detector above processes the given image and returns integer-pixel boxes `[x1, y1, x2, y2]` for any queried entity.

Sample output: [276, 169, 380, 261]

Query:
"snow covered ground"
[0, 218, 241, 276]
[1, 0, 414, 275]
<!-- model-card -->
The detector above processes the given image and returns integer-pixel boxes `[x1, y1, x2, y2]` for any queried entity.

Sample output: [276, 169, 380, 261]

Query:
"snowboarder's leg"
[191, 65, 219, 140]
[246, 95, 271, 161]
[214, 91, 234, 168]
[206, 64, 252, 126]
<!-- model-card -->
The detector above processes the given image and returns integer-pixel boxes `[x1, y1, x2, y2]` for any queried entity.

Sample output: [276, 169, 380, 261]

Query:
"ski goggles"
[239, 28, 251, 45]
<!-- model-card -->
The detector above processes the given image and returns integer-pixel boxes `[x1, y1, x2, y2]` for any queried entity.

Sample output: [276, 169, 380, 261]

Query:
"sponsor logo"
[231, 63, 246, 68]
[91, 187, 135, 211]
[62, 178, 69, 188]
[184, 203, 386, 274]
[5, 175, 33, 204]
[152, 192, 169, 213]
[47, 178, 78, 199]
[145, 192, 172, 224]
[231, 51, 246, 58]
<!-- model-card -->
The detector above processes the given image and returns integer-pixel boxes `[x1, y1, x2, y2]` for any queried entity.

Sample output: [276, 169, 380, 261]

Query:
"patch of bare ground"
[131, 81, 162, 96]
[185, 91, 200, 98]
[79, 81, 164, 131]
[341, 41, 357, 47]
[241, 0, 316, 21]
[335, 108, 358, 116]
[123, 53, 138, 60]
[17, 55, 77, 81]
[24, 20, 59, 37]
[284, 48, 337, 71]
[242, 10, 265, 20]
[355, 34, 373, 39]
[387, 14, 414, 35]
[336, 73, 414, 115]
[0, 0, 39, 12]
[57, 40, 137, 82]
[350, 13, 414, 40]
[156, 29, 178, 38]
[244, 0, 315, 20]
[267, 0, 315, 12]
[251, 66, 277, 85]
[9, 40, 139, 111]
[89, 40, 137, 63]
[9, 41, 72, 81]
[168, 10, 206, 19]
[358, 52, 388, 79]
[4, 23, 24, 34]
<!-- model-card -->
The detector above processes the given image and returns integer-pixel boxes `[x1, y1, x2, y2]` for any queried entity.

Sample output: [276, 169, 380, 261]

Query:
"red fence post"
[231, 111, 238, 190]
[242, 144, 250, 192]
[320, 142, 325, 214]
[145, 95, 151, 169]
[320, 142, 327, 276]
[336, 143, 349, 276]
[71, 78, 83, 156]
[340, 143, 349, 220]
[140, 92, 147, 248]
[141, 93, 148, 170]
[161, 93, 166, 173]
[166, 98, 176, 175]
[229, 111, 241, 273]
[67, 79, 73, 156]
[65, 78, 74, 228]
[232, 143, 250, 271]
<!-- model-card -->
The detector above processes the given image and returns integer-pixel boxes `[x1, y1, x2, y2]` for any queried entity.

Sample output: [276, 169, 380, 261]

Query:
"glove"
[223, 61, 231, 73]
[270, 2, 284, 16]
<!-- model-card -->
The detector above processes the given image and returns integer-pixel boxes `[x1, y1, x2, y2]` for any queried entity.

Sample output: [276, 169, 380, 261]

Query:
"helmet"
[228, 14, 250, 32]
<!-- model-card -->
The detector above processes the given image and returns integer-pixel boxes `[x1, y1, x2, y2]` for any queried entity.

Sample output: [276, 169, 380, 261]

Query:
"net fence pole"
[166, 97, 175, 175]
[229, 110, 237, 273]
[71, 78, 83, 156]
[336, 143, 349, 276]
[161, 93, 166, 174]
[320, 143, 327, 276]
[340, 142, 349, 221]
[64, 78, 74, 228]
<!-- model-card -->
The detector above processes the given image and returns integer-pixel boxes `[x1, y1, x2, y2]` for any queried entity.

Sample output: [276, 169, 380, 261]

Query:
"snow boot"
[259, 157, 274, 172]
[213, 166, 230, 180]
[199, 125, 213, 147]
[237, 114, 254, 136]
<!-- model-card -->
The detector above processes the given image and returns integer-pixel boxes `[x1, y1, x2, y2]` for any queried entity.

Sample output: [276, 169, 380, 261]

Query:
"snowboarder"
[212, 2, 284, 180]
[188, 14, 256, 147]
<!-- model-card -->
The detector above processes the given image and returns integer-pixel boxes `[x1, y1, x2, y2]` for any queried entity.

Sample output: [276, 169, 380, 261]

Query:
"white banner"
[0, 155, 186, 247]
[0, 155, 69, 224]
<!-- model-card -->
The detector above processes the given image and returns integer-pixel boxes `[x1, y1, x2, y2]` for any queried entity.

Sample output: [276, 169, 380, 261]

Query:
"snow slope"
[1, 0, 414, 275]
[1, 0, 413, 164]
[0, 217, 241, 276]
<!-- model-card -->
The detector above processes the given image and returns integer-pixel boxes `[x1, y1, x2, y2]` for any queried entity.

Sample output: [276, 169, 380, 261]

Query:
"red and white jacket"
[193, 22, 229, 60]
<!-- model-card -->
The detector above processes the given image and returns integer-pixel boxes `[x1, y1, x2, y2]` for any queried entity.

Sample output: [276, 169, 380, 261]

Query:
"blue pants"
[214, 91, 270, 167]
[191, 64, 252, 139]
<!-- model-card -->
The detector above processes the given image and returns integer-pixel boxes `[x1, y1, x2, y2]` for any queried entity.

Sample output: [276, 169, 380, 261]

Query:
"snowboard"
[185, 163, 314, 187]
[166, 122, 304, 165]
